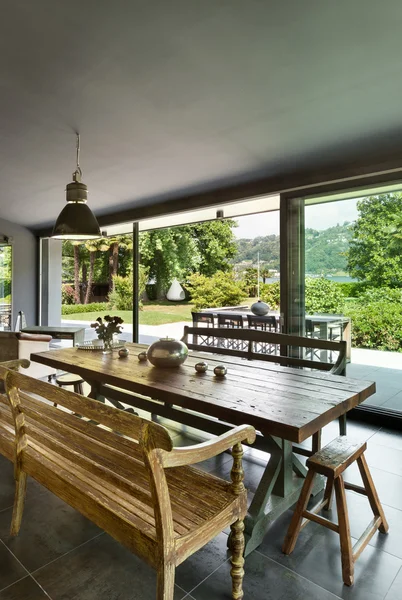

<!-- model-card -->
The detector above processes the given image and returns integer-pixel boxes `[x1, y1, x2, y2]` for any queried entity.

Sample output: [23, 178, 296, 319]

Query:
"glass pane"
[0, 245, 12, 331]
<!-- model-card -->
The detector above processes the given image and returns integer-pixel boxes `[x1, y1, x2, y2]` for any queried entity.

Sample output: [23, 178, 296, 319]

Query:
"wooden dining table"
[31, 343, 375, 554]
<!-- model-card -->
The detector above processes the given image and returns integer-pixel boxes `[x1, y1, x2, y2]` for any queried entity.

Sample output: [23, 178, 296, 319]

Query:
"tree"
[84, 238, 110, 304]
[140, 228, 201, 298]
[261, 266, 272, 284]
[243, 267, 258, 297]
[347, 194, 402, 287]
[72, 242, 81, 304]
[188, 220, 237, 276]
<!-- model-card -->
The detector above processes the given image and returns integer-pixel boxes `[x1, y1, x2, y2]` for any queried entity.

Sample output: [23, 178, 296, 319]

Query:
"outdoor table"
[31, 344, 374, 554]
[22, 325, 86, 347]
[201, 309, 352, 361]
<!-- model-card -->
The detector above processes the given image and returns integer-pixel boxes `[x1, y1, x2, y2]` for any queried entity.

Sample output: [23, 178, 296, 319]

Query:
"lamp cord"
[73, 133, 83, 182]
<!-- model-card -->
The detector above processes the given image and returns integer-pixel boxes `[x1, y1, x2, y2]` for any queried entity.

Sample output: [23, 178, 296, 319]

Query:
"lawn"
[64, 301, 194, 326]
[63, 298, 257, 326]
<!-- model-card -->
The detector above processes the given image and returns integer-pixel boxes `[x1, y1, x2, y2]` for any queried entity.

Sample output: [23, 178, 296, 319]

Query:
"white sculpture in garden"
[166, 278, 185, 301]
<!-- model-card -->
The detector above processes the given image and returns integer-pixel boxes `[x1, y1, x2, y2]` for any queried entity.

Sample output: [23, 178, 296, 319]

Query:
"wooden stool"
[54, 373, 85, 410]
[282, 436, 388, 586]
[55, 373, 84, 395]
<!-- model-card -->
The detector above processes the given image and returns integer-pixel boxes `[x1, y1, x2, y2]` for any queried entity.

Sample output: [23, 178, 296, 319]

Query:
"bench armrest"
[0, 359, 30, 372]
[160, 424, 256, 468]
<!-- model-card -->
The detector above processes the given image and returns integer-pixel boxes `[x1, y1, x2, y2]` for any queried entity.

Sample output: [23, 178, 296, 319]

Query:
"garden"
[61, 193, 402, 352]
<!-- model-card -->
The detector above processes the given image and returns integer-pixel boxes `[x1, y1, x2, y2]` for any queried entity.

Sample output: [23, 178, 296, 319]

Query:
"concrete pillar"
[40, 238, 62, 326]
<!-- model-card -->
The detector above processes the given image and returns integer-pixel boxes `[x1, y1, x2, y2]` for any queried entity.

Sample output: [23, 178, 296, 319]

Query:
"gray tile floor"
[0, 418, 401, 599]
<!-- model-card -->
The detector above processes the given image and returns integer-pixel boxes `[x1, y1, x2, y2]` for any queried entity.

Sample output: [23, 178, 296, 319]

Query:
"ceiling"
[2, 0, 402, 231]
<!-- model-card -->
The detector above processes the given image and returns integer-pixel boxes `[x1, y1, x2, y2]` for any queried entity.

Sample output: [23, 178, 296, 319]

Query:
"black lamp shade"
[52, 202, 101, 240]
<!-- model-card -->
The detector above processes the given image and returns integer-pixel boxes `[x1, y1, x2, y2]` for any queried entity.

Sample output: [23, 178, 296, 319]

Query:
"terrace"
[0, 2, 402, 600]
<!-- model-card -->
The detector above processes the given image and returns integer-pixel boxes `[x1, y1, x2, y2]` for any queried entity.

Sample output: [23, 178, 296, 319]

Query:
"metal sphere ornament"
[214, 365, 227, 377]
[118, 347, 129, 358]
[146, 337, 188, 368]
[138, 351, 148, 362]
[194, 361, 208, 373]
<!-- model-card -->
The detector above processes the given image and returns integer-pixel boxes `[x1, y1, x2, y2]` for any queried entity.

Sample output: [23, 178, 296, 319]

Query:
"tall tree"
[84, 238, 110, 304]
[140, 228, 201, 298]
[347, 193, 402, 286]
[188, 220, 238, 276]
[72, 242, 81, 304]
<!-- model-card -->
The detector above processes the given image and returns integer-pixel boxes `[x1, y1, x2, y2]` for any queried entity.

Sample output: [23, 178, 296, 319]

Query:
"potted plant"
[91, 315, 124, 354]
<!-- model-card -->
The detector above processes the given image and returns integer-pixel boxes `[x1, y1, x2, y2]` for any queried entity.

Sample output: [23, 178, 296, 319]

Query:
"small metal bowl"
[214, 365, 227, 377]
[195, 361, 208, 373]
[118, 347, 130, 358]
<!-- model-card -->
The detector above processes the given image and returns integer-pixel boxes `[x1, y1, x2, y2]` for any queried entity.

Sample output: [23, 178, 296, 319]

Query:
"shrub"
[108, 267, 147, 311]
[62, 284, 76, 305]
[305, 277, 345, 314]
[354, 286, 402, 305]
[62, 302, 109, 315]
[187, 271, 247, 310]
[108, 276, 133, 310]
[336, 281, 367, 298]
[344, 301, 402, 351]
[259, 282, 280, 309]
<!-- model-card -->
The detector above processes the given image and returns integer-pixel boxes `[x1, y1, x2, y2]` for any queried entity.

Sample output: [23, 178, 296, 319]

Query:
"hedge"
[62, 302, 109, 315]
[344, 300, 402, 352]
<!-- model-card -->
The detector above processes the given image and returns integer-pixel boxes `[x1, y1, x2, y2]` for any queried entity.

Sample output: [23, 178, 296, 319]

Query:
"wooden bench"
[0, 365, 256, 600]
[182, 326, 348, 457]
[182, 326, 347, 375]
[282, 436, 388, 586]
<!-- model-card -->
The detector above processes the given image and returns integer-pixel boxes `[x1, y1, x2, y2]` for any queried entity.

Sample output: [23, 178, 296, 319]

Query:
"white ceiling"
[1, 0, 402, 231]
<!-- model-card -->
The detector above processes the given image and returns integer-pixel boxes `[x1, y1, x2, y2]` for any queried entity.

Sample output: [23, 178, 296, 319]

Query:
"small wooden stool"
[55, 373, 84, 395]
[282, 436, 388, 586]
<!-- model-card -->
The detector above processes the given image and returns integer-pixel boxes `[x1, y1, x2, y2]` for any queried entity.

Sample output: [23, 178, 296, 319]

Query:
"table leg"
[243, 438, 324, 555]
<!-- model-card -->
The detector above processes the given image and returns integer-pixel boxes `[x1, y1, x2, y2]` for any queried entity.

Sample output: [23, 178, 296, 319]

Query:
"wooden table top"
[31, 344, 375, 444]
[22, 325, 85, 334]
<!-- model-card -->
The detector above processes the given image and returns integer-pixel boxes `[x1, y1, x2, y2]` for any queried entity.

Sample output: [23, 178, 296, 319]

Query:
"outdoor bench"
[0, 362, 256, 600]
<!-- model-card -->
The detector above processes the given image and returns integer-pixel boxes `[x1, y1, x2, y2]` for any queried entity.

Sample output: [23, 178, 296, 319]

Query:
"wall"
[0, 217, 37, 327]
[40, 239, 62, 326]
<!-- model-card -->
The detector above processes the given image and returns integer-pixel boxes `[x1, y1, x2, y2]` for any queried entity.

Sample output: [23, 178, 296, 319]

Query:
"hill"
[234, 222, 352, 275]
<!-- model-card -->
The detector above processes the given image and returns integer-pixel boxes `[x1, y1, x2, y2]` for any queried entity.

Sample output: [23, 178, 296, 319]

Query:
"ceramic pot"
[251, 300, 270, 316]
[147, 337, 188, 368]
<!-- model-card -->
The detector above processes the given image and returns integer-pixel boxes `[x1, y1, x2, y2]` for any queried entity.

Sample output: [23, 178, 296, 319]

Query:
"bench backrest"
[0, 368, 176, 550]
[182, 326, 347, 375]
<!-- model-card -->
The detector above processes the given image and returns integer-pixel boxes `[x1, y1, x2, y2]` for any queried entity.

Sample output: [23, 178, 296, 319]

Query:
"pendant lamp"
[52, 134, 101, 240]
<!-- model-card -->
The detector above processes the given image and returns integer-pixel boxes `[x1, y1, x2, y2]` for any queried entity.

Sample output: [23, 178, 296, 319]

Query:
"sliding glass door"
[0, 244, 12, 330]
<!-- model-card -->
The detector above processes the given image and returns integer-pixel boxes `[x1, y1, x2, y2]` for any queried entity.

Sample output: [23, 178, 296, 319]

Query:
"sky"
[234, 198, 359, 238]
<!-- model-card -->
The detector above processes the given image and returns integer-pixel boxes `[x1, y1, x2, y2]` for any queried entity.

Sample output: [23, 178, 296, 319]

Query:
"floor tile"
[370, 428, 402, 452]
[365, 443, 402, 477]
[258, 508, 402, 600]
[34, 534, 186, 600]
[384, 566, 402, 600]
[0, 542, 28, 591]
[342, 491, 402, 560]
[345, 463, 402, 512]
[0, 576, 49, 599]
[0, 486, 102, 572]
[0, 456, 44, 513]
[381, 394, 402, 412]
[209, 452, 267, 493]
[176, 533, 230, 592]
[191, 550, 342, 600]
